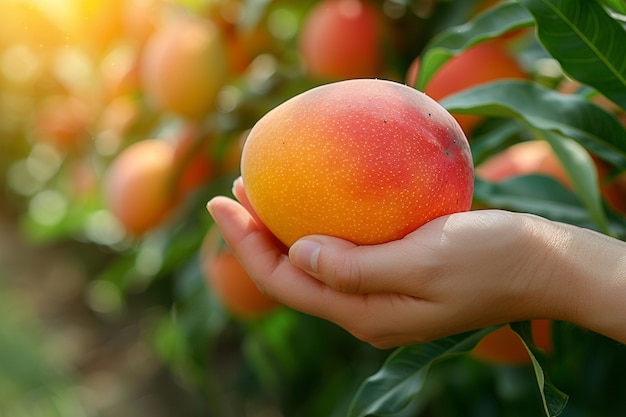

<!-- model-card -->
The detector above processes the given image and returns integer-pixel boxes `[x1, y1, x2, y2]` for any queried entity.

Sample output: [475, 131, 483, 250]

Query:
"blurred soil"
[0, 211, 207, 417]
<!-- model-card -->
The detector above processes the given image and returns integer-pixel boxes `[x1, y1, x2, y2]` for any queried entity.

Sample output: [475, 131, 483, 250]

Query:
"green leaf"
[470, 118, 527, 165]
[475, 175, 626, 234]
[518, 0, 626, 109]
[242, 309, 302, 390]
[441, 80, 626, 168]
[347, 328, 494, 417]
[0, 286, 87, 417]
[415, 1, 534, 91]
[538, 130, 612, 235]
[600, 0, 626, 14]
[474, 175, 595, 226]
[510, 321, 569, 417]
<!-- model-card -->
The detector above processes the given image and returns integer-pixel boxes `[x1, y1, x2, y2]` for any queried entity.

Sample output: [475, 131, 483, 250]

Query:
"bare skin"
[207, 177, 626, 349]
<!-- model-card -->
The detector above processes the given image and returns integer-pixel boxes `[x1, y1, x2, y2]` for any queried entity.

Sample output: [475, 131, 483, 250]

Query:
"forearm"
[538, 220, 626, 344]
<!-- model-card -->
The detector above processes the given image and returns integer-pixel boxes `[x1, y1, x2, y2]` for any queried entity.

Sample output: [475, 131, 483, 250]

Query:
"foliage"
[0, 284, 87, 417]
[1, 0, 626, 416]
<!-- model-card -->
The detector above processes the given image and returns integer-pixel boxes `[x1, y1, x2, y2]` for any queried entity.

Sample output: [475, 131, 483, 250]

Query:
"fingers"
[231, 174, 438, 295]
[231, 176, 252, 213]
[205, 195, 478, 347]
[288, 229, 440, 295]
[231, 176, 275, 237]
[206, 196, 368, 321]
[206, 195, 290, 285]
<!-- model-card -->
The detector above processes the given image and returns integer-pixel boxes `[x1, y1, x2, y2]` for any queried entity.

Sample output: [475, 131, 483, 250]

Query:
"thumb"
[288, 235, 419, 294]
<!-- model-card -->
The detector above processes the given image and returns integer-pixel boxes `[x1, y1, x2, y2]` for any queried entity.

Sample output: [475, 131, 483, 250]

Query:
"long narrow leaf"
[511, 321, 569, 417]
[537, 130, 612, 235]
[518, 0, 626, 109]
[441, 80, 626, 168]
[347, 328, 495, 417]
[415, 1, 534, 90]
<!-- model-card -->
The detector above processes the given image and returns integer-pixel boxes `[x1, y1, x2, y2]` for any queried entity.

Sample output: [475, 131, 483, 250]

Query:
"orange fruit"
[472, 320, 553, 365]
[201, 229, 279, 319]
[104, 130, 219, 235]
[171, 124, 215, 198]
[299, 0, 385, 80]
[104, 139, 176, 235]
[594, 156, 626, 216]
[240, 78, 474, 246]
[407, 41, 528, 134]
[206, 0, 278, 74]
[140, 13, 228, 119]
[33, 95, 92, 154]
[476, 140, 571, 188]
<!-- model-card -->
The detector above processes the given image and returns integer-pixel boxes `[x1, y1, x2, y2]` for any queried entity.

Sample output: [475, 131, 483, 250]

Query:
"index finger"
[206, 195, 365, 319]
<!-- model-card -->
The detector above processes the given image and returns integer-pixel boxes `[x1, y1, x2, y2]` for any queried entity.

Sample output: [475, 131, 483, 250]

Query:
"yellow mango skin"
[241, 79, 474, 247]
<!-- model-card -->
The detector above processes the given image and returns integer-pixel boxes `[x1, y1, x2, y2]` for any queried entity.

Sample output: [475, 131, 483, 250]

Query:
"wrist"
[577, 230, 626, 343]
[539, 221, 626, 343]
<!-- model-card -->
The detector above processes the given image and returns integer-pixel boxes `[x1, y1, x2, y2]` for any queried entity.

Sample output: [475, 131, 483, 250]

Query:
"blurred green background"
[1, 0, 626, 416]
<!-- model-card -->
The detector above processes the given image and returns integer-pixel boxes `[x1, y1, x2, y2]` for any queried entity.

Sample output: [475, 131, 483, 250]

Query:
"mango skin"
[299, 0, 384, 80]
[241, 79, 474, 247]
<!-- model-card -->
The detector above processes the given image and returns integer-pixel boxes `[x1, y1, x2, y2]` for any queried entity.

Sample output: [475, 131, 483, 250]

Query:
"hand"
[207, 178, 626, 348]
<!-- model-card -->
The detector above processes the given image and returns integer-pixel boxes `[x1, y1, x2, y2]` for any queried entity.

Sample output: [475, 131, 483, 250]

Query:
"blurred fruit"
[0, 2, 67, 52]
[406, 41, 528, 134]
[476, 140, 571, 188]
[227, 27, 277, 74]
[299, 0, 385, 80]
[103, 126, 218, 235]
[594, 157, 626, 216]
[201, 228, 279, 319]
[69, 157, 99, 200]
[140, 13, 228, 119]
[471, 320, 553, 365]
[97, 95, 140, 139]
[33, 95, 92, 154]
[99, 45, 142, 101]
[206, 0, 278, 74]
[104, 139, 176, 235]
[172, 125, 215, 198]
[122, 0, 163, 46]
[558, 79, 623, 115]
[71, 0, 126, 53]
[240, 78, 474, 246]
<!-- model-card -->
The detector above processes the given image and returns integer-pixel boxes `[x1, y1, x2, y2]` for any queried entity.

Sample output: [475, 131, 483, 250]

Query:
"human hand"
[207, 178, 626, 348]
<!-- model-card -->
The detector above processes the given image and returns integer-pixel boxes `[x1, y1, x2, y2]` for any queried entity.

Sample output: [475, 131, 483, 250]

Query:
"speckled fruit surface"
[240, 79, 474, 246]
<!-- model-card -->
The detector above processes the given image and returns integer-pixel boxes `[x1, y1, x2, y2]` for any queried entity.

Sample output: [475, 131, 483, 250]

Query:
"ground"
[0, 210, 208, 417]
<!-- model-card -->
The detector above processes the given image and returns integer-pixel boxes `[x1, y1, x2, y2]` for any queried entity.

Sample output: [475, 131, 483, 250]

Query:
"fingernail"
[290, 239, 320, 274]
[232, 177, 243, 196]
[206, 199, 218, 220]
